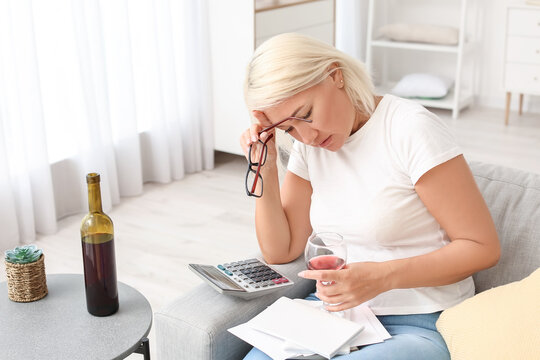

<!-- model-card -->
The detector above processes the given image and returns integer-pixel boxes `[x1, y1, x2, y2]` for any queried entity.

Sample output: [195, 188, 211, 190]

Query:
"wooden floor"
[1, 105, 538, 359]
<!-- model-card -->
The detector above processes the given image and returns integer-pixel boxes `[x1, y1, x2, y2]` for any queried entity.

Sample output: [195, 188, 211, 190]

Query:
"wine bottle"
[80, 173, 119, 316]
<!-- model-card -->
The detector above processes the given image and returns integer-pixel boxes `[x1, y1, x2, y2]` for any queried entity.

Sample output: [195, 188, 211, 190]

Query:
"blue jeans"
[243, 293, 450, 360]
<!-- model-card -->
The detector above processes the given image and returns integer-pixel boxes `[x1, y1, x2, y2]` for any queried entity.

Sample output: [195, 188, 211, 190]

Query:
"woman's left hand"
[298, 262, 394, 312]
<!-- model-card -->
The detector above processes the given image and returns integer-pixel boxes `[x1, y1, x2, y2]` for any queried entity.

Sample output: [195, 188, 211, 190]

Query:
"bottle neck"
[87, 182, 103, 213]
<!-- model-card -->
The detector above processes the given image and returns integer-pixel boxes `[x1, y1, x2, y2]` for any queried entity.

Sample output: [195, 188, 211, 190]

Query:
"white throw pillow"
[391, 73, 453, 99]
[378, 23, 459, 45]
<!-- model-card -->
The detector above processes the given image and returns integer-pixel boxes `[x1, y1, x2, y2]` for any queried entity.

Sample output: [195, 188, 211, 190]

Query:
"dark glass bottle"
[80, 173, 119, 316]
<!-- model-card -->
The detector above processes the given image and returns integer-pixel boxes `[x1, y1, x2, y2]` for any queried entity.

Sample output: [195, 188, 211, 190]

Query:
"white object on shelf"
[378, 23, 459, 45]
[503, 4, 540, 125]
[377, 82, 473, 112]
[391, 73, 454, 99]
[365, 0, 478, 119]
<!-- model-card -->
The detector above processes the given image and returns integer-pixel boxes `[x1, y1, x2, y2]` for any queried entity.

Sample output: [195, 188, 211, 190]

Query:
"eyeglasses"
[245, 116, 313, 197]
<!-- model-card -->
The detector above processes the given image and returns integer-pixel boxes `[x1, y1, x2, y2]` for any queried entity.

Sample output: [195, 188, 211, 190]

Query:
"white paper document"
[228, 297, 391, 360]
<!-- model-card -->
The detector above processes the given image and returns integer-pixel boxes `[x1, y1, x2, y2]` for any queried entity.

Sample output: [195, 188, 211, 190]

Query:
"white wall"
[335, 0, 539, 114]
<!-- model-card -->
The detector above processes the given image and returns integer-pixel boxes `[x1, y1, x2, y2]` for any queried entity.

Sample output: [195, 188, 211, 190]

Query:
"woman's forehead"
[265, 89, 313, 123]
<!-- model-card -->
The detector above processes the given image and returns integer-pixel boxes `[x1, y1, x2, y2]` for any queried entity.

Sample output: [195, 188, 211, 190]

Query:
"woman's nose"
[296, 123, 318, 145]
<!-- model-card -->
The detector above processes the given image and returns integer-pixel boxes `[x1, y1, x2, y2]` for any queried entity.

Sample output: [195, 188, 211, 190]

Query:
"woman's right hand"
[239, 111, 278, 171]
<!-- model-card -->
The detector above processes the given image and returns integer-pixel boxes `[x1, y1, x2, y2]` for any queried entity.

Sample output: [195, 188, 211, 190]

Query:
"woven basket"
[5, 254, 48, 302]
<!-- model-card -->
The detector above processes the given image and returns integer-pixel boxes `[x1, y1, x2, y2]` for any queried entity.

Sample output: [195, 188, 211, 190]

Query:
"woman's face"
[262, 72, 358, 152]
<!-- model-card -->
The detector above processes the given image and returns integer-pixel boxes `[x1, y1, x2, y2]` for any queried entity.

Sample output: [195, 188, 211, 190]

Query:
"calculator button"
[281, 278, 289, 283]
[224, 270, 233, 276]
[217, 265, 225, 270]
[272, 279, 282, 284]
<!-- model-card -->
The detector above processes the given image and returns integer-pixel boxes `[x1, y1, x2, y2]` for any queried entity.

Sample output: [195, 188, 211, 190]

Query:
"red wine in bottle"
[80, 173, 119, 316]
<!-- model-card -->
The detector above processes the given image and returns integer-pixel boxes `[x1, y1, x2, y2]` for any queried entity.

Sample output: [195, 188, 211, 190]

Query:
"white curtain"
[0, 0, 213, 250]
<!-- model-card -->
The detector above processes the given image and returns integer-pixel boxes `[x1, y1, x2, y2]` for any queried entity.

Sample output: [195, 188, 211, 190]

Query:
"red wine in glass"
[305, 232, 348, 300]
[308, 255, 346, 271]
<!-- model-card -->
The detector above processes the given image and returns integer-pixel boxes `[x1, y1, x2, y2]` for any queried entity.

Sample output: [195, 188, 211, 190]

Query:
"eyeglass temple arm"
[250, 133, 274, 194]
[258, 116, 312, 134]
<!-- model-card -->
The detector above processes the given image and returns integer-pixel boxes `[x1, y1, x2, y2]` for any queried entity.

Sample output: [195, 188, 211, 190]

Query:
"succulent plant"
[5, 245, 43, 264]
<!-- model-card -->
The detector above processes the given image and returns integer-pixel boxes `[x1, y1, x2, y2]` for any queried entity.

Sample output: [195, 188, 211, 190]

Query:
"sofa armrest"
[155, 256, 314, 360]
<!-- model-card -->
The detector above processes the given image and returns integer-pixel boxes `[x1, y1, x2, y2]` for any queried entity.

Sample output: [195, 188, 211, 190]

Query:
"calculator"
[189, 258, 294, 300]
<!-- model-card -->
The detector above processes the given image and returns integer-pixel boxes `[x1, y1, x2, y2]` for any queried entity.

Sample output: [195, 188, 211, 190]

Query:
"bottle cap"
[86, 173, 101, 184]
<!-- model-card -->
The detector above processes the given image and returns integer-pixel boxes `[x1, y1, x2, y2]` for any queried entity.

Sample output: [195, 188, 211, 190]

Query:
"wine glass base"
[320, 302, 346, 318]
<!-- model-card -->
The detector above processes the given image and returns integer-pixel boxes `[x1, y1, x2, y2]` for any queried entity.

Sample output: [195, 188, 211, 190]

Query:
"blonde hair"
[244, 33, 375, 116]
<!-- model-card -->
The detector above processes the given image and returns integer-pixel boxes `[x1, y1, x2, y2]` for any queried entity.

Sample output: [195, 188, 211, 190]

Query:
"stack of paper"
[229, 297, 391, 360]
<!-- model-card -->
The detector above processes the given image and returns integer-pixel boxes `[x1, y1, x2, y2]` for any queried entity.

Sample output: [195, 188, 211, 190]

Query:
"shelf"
[366, 0, 477, 118]
[371, 39, 461, 53]
[375, 82, 474, 111]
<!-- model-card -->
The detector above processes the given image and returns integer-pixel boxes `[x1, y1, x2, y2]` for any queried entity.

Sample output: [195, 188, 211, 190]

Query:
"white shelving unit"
[365, 0, 477, 119]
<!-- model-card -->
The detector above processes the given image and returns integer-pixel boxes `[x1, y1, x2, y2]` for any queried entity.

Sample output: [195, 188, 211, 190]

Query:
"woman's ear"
[328, 63, 344, 88]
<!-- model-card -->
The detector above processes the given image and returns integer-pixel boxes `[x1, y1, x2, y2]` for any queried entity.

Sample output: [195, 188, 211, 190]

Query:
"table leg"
[519, 93, 523, 116]
[134, 337, 150, 360]
[505, 92, 511, 126]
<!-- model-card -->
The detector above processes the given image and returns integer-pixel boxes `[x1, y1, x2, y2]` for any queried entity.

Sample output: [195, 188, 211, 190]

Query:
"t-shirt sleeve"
[287, 140, 310, 181]
[391, 109, 462, 185]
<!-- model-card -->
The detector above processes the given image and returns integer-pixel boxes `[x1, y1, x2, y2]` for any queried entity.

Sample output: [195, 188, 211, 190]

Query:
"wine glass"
[304, 232, 347, 311]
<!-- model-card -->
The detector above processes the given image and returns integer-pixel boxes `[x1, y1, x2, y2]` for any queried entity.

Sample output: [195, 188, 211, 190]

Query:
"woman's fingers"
[252, 110, 272, 126]
[316, 281, 343, 296]
[325, 301, 352, 312]
[239, 110, 278, 160]
[240, 129, 256, 157]
[250, 123, 260, 143]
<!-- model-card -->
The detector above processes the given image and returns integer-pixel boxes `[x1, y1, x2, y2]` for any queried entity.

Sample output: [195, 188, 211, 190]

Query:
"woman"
[239, 33, 500, 360]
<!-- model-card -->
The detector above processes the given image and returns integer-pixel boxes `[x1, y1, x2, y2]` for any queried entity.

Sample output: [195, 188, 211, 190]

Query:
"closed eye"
[303, 107, 312, 119]
[283, 107, 312, 134]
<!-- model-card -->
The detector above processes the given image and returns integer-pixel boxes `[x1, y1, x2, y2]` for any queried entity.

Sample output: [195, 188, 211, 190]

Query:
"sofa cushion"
[468, 162, 540, 293]
[436, 268, 540, 360]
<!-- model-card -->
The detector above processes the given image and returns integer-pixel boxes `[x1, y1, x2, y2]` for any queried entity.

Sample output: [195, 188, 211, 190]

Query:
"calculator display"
[190, 264, 246, 292]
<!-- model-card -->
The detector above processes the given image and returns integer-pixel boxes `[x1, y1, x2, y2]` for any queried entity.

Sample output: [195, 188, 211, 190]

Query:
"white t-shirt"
[287, 94, 475, 315]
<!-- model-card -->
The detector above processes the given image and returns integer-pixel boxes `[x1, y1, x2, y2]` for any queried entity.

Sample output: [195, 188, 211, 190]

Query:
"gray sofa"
[155, 161, 540, 360]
